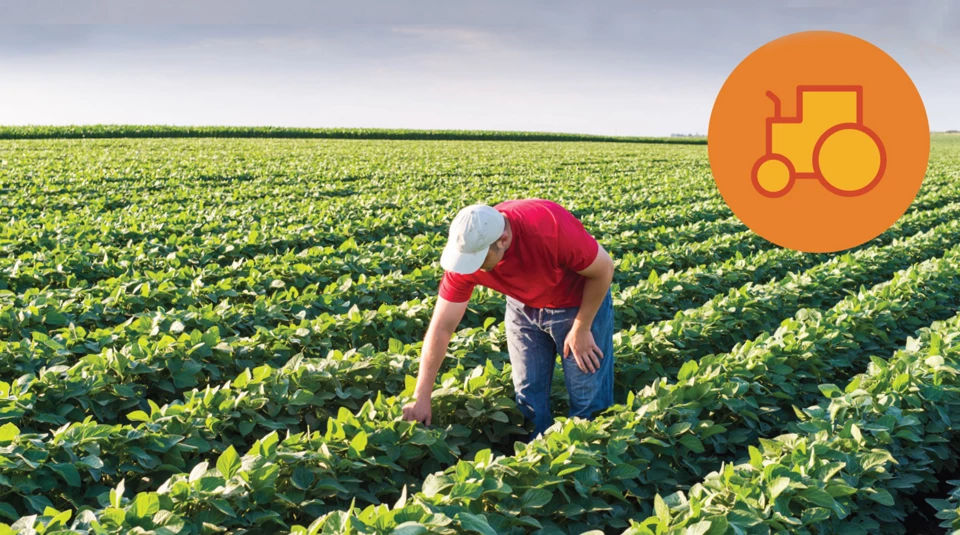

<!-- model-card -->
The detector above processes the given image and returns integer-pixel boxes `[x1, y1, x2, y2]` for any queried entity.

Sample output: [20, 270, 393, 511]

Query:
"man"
[402, 198, 615, 440]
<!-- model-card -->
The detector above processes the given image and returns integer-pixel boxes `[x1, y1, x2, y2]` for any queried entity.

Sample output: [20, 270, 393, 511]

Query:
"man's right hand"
[402, 399, 432, 426]
[403, 297, 466, 428]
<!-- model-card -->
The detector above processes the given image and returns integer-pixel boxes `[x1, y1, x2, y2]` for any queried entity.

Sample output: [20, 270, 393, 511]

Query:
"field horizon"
[0, 124, 706, 144]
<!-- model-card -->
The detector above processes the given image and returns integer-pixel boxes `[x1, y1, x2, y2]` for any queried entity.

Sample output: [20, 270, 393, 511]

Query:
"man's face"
[479, 238, 506, 271]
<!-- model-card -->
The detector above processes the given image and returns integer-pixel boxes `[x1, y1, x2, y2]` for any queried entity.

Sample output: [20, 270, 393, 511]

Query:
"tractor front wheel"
[751, 154, 795, 197]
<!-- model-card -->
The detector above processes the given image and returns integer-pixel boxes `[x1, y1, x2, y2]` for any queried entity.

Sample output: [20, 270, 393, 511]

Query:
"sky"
[1, 1, 958, 136]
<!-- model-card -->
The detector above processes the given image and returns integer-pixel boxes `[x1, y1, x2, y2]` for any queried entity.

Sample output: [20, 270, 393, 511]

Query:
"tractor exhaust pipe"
[765, 91, 782, 118]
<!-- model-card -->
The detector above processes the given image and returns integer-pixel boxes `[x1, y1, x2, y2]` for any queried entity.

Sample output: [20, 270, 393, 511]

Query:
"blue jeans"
[504, 289, 615, 440]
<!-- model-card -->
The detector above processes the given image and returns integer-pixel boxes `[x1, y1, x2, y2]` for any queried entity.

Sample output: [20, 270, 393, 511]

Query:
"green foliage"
[928, 480, 960, 534]
[0, 135, 958, 532]
[625, 309, 960, 534]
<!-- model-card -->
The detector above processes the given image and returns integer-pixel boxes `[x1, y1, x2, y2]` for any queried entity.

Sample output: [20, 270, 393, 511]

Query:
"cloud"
[391, 25, 503, 53]
[0, 2, 957, 133]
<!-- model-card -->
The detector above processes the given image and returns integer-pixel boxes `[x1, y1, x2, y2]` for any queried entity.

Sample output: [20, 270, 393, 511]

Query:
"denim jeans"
[504, 288, 615, 440]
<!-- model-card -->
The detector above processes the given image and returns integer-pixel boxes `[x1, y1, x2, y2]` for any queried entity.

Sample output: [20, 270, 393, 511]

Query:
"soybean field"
[1, 132, 959, 534]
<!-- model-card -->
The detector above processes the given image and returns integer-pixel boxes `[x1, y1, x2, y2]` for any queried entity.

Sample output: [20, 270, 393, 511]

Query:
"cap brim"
[440, 243, 488, 274]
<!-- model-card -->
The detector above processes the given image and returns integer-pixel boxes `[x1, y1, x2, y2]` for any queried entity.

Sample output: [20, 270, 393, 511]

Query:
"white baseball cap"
[440, 204, 506, 274]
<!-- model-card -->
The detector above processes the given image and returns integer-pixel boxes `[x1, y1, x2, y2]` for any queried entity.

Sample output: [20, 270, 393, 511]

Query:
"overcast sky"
[1, 1, 957, 136]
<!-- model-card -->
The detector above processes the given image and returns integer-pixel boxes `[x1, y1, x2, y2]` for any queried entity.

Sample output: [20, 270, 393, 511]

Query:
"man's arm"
[563, 244, 615, 373]
[401, 296, 468, 425]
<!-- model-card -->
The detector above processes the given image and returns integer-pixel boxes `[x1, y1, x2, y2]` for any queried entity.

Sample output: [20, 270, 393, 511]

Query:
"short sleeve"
[554, 206, 599, 272]
[438, 271, 476, 303]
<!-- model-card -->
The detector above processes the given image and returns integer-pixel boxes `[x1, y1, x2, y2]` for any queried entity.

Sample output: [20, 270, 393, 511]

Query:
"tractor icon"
[751, 85, 886, 197]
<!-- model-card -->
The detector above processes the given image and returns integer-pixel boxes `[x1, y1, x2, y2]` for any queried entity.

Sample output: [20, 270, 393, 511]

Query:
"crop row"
[3, 169, 958, 346]
[0, 210, 768, 354]
[3, 184, 956, 366]
[624, 309, 960, 534]
[0, 353, 528, 522]
[614, 199, 960, 326]
[6, 243, 960, 530]
[276, 241, 960, 533]
[6, 212, 960, 448]
[2, 318, 505, 431]
[611, 216, 960, 399]
[1, 188, 957, 418]
[0, 221, 772, 405]
[2, 137, 958, 534]
[0, 187, 735, 287]
[7, 213, 959, 441]
[0, 202, 756, 314]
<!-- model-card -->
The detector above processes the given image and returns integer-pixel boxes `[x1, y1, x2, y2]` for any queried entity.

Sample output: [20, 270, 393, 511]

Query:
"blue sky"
[1, 1, 957, 136]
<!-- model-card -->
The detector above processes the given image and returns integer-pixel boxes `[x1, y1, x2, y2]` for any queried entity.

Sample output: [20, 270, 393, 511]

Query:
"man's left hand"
[563, 325, 603, 374]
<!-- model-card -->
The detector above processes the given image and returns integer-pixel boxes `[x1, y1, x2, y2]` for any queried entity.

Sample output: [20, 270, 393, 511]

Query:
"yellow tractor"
[751, 85, 885, 197]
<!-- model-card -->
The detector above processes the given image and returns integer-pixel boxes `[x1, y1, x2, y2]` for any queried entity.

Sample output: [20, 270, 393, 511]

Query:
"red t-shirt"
[437, 199, 599, 308]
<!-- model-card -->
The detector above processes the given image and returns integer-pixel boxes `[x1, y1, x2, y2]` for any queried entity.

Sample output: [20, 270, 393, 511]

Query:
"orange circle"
[709, 31, 929, 253]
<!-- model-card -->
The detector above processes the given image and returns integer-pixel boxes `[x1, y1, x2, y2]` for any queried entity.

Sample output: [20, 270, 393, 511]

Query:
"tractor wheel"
[751, 154, 794, 197]
[814, 123, 885, 196]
